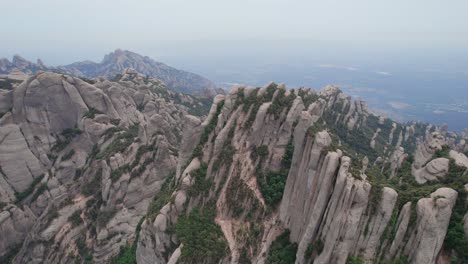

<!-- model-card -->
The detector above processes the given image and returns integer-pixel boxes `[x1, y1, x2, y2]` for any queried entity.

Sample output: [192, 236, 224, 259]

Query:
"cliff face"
[0, 69, 210, 263]
[136, 83, 468, 264]
[1, 71, 467, 264]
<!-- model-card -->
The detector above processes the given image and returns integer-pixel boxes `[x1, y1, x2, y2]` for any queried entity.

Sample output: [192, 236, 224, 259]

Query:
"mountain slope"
[0, 50, 217, 95]
[1, 74, 468, 264]
[0, 69, 210, 263]
[136, 83, 468, 264]
[59, 49, 217, 95]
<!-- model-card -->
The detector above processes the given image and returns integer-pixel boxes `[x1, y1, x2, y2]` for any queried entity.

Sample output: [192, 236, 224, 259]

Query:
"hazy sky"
[1, 0, 468, 65]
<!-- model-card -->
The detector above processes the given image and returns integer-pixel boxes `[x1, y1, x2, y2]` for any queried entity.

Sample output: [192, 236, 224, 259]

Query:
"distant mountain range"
[0, 49, 217, 95]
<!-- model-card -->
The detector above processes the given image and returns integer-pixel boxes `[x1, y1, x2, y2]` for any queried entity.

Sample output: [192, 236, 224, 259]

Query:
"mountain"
[0, 50, 217, 95]
[0, 55, 47, 75]
[58, 49, 217, 95]
[1, 70, 468, 264]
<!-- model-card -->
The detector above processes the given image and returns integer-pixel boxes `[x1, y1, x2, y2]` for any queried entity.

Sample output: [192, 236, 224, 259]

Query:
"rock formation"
[1, 73, 467, 264]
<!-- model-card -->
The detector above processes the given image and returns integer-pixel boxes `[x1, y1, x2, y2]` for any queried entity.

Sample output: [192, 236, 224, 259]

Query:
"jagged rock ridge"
[0, 73, 468, 264]
[0, 50, 217, 95]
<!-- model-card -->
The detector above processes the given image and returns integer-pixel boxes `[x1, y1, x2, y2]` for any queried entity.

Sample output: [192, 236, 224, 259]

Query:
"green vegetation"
[96, 123, 139, 160]
[305, 239, 324, 260]
[180, 96, 212, 117]
[381, 257, 409, 264]
[31, 183, 48, 202]
[15, 174, 45, 202]
[81, 168, 102, 196]
[187, 163, 211, 197]
[266, 230, 298, 264]
[298, 88, 318, 108]
[267, 88, 296, 119]
[68, 210, 82, 227]
[175, 205, 228, 262]
[192, 100, 225, 158]
[147, 174, 176, 220]
[212, 122, 236, 171]
[75, 237, 93, 264]
[0, 108, 11, 119]
[52, 127, 82, 152]
[111, 164, 131, 182]
[103, 126, 124, 141]
[0, 78, 22, 90]
[110, 118, 121, 126]
[82, 107, 102, 119]
[347, 256, 364, 264]
[257, 137, 294, 208]
[251, 145, 269, 161]
[112, 217, 145, 264]
[239, 84, 278, 128]
[444, 183, 468, 263]
[0, 244, 21, 264]
[326, 113, 379, 161]
[225, 176, 257, 218]
[84, 197, 102, 236]
[363, 142, 468, 262]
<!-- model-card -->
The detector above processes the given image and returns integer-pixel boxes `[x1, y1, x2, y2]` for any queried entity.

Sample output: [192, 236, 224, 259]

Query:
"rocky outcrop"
[1, 76, 466, 264]
[414, 158, 450, 184]
[413, 132, 446, 169]
[0, 205, 36, 257]
[353, 187, 398, 263]
[311, 159, 370, 264]
[0, 69, 210, 263]
[389, 147, 407, 178]
[405, 188, 457, 263]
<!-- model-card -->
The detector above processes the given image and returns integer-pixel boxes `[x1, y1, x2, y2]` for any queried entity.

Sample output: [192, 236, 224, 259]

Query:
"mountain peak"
[70, 49, 217, 95]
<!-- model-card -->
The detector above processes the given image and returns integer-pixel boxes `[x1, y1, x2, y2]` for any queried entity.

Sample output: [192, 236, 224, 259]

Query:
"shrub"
[187, 163, 211, 196]
[96, 124, 139, 160]
[15, 174, 45, 202]
[347, 256, 364, 264]
[147, 174, 176, 220]
[257, 137, 294, 208]
[51, 127, 82, 152]
[112, 217, 145, 264]
[212, 123, 236, 171]
[251, 145, 269, 161]
[192, 100, 225, 159]
[111, 164, 130, 182]
[81, 168, 102, 196]
[267, 89, 296, 119]
[266, 230, 297, 264]
[82, 107, 102, 119]
[298, 88, 318, 108]
[31, 183, 48, 202]
[175, 205, 228, 262]
[68, 210, 82, 227]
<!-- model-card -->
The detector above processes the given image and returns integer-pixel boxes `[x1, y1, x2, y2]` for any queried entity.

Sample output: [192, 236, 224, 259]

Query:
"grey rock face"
[414, 158, 450, 183]
[405, 188, 458, 264]
[0, 124, 44, 193]
[0, 69, 210, 263]
[0, 205, 37, 257]
[1, 76, 466, 264]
